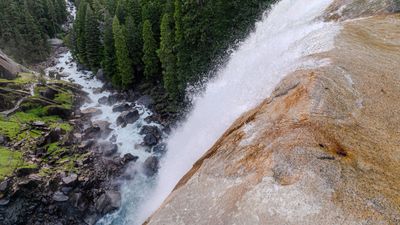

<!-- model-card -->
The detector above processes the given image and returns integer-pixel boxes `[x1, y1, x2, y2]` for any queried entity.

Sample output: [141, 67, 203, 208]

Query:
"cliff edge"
[145, 2, 400, 225]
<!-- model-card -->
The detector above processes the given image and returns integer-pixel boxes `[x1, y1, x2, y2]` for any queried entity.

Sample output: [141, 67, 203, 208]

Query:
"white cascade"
[135, 0, 340, 224]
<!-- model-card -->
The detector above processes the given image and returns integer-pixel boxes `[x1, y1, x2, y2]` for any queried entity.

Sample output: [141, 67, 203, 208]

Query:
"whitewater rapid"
[136, 0, 340, 223]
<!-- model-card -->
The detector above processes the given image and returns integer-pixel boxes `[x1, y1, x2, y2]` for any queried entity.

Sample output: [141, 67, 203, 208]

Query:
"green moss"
[0, 72, 36, 85]
[50, 122, 73, 132]
[0, 120, 21, 139]
[10, 110, 59, 124]
[0, 147, 23, 181]
[54, 92, 73, 109]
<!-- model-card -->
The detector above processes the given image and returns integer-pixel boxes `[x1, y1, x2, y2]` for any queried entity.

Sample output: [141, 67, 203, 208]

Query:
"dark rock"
[78, 140, 95, 149]
[140, 125, 162, 139]
[83, 126, 101, 140]
[110, 134, 117, 143]
[84, 214, 99, 225]
[53, 191, 69, 202]
[100, 142, 118, 157]
[16, 167, 38, 177]
[112, 103, 131, 113]
[137, 95, 154, 107]
[143, 134, 158, 146]
[98, 96, 109, 105]
[92, 120, 112, 138]
[0, 198, 10, 206]
[0, 179, 9, 192]
[46, 105, 72, 119]
[61, 187, 73, 195]
[39, 88, 58, 99]
[62, 173, 78, 186]
[153, 143, 167, 154]
[95, 191, 121, 214]
[116, 110, 140, 127]
[96, 69, 105, 81]
[0, 135, 8, 145]
[77, 63, 87, 71]
[122, 153, 138, 164]
[108, 94, 119, 105]
[143, 156, 159, 177]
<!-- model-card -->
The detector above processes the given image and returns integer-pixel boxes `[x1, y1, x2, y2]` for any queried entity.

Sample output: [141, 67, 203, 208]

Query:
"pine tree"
[84, 6, 102, 70]
[112, 16, 133, 88]
[158, 13, 178, 98]
[75, 0, 88, 64]
[142, 19, 160, 81]
[125, 15, 143, 70]
[103, 11, 117, 80]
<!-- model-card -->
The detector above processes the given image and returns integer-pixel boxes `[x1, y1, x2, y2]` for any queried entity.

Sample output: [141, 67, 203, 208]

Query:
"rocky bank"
[145, 1, 400, 225]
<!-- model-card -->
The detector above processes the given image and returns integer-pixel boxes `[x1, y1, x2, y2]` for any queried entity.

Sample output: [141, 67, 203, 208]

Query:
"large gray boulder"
[0, 49, 26, 79]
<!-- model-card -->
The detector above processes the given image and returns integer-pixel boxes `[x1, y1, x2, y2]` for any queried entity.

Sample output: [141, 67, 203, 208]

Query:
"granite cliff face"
[145, 1, 400, 225]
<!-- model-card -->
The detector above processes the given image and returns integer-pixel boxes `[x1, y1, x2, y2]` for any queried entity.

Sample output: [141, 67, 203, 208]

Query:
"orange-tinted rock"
[145, 14, 400, 225]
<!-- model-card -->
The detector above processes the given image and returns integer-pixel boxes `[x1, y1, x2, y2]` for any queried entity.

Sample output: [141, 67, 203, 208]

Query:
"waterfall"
[134, 0, 339, 223]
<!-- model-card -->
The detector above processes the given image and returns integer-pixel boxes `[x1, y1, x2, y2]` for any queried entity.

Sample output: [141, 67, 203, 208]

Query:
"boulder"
[46, 105, 72, 119]
[112, 103, 131, 113]
[96, 69, 105, 81]
[0, 49, 25, 79]
[116, 110, 140, 127]
[83, 126, 101, 140]
[53, 191, 69, 202]
[39, 88, 59, 99]
[143, 156, 159, 177]
[140, 125, 162, 139]
[107, 94, 119, 105]
[0, 135, 8, 145]
[122, 153, 138, 164]
[95, 191, 121, 214]
[92, 120, 112, 138]
[81, 107, 102, 117]
[152, 143, 167, 154]
[0, 180, 9, 192]
[98, 96, 109, 105]
[143, 134, 158, 146]
[99, 142, 118, 157]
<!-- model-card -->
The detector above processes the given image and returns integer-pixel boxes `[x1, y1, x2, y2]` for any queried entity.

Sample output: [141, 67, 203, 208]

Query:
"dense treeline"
[70, 0, 273, 102]
[0, 0, 68, 63]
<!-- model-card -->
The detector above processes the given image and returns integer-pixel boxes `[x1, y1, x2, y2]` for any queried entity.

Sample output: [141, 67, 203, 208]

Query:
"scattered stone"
[53, 191, 69, 202]
[31, 121, 46, 127]
[81, 107, 102, 117]
[95, 191, 121, 214]
[143, 156, 159, 177]
[116, 110, 140, 127]
[62, 173, 78, 186]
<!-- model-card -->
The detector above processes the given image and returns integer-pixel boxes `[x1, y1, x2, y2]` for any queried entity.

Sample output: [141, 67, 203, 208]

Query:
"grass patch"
[0, 147, 23, 181]
[54, 92, 73, 109]
[0, 120, 21, 139]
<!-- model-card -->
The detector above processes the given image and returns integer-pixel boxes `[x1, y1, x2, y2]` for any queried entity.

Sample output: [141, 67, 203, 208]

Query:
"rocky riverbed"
[0, 42, 171, 224]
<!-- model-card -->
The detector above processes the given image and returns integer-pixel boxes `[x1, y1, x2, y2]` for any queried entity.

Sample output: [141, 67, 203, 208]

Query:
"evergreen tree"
[103, 11, 117, 80]
[84, 6, 102, 70]
[75, 0, 88, 64]
[158, 13, 178, 98]
[125, 15, 143, 72]
[112, 16, 133, 88]
[142, 19, 160, 81]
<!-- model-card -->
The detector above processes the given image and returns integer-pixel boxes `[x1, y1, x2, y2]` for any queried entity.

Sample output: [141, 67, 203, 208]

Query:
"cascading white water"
[134, 0, 339, 223]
